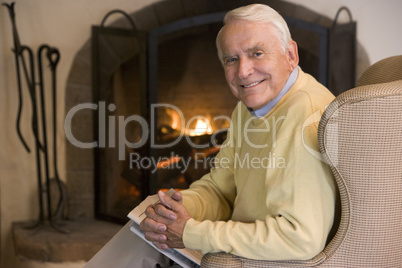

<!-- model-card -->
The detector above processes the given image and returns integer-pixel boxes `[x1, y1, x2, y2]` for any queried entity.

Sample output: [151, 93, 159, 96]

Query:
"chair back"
[318, 80, 402, 267]
[356, 55, 402, 86]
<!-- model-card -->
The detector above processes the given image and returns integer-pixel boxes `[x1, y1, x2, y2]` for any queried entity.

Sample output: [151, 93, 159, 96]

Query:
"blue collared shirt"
[250, 67, 299, 118]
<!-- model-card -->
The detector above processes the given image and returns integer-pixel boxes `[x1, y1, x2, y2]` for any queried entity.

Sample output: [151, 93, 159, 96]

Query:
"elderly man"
[86, 3, 336, 267]
[142, 2, 336, 260]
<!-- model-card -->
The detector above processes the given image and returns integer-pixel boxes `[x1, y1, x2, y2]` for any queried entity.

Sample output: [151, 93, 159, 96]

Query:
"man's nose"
[237, 58, 254, 79]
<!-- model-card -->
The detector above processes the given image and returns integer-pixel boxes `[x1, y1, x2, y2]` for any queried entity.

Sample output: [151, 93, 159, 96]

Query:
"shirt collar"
[250, 67, 299, 118]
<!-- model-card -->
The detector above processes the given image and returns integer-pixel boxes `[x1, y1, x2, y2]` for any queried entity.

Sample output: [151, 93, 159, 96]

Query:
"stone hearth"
[13, 220, 121, 263]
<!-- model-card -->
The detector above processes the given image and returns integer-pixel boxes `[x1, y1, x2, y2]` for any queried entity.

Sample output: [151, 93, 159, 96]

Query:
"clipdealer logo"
[65, 101, 333, 167]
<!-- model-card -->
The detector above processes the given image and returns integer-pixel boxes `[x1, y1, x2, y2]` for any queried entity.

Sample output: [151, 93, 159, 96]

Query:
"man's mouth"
[242, 80, 264, 88]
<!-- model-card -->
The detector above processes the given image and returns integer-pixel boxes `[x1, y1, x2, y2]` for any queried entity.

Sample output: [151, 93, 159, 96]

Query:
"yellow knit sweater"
[181, 68, 336, 261]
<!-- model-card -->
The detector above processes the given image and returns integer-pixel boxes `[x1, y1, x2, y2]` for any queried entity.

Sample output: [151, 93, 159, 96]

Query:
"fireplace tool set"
[3, 2, 69, 233]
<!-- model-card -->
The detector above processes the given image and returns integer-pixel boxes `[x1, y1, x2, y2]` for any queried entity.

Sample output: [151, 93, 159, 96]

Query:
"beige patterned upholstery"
[200, 57, 402, 267]
[356, 55, 402, 86]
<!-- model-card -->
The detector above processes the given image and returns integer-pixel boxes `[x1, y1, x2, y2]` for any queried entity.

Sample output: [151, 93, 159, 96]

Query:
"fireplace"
[65, 0, 356, 224]
[91, 13, 237, 222]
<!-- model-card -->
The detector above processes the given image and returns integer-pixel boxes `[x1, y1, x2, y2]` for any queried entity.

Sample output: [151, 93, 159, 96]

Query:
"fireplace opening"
[94, 19, 238, 223]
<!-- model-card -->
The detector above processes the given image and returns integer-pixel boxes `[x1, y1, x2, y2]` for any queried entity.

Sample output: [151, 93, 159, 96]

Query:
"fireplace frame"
[91, 3, 356, 223]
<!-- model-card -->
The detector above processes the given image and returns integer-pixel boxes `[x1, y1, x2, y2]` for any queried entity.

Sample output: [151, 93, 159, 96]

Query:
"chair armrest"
[201, 252, 327, 267]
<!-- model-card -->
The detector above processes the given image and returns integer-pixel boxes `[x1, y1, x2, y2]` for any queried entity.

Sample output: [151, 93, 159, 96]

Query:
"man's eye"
[225, 57, 237, 64]
[254, 52, 263, 57]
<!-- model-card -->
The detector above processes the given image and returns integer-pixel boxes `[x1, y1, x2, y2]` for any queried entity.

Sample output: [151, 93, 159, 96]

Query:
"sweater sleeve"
[182, 124, 336, 260]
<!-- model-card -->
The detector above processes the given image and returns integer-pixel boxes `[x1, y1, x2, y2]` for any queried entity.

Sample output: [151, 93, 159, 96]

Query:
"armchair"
[200, 56, 402, 267]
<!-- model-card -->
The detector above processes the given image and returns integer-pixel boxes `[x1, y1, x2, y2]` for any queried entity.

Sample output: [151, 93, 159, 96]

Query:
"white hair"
[216, 4, 292, 63]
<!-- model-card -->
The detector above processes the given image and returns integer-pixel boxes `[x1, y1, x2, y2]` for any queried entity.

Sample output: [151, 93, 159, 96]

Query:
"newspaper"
[127, 189, 203, 268]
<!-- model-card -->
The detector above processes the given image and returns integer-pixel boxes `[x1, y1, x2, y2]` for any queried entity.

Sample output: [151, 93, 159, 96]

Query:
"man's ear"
[287, 41, 299, 70]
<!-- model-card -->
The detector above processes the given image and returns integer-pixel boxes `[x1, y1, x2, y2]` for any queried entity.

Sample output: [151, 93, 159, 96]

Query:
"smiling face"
[219, 19, 299, 110]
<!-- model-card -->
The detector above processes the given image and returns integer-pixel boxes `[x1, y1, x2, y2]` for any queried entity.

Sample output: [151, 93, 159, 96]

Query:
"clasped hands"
[140, 190, 191, 250]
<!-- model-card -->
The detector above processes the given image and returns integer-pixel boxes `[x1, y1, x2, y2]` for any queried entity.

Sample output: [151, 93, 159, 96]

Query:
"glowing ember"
[157, 156, 182, 169]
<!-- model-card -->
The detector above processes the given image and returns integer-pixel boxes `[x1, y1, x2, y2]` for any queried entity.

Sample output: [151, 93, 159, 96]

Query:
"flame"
[171, 113, 180, 130]
[166, 108, 181, 130]
[188, 118, 212, 136]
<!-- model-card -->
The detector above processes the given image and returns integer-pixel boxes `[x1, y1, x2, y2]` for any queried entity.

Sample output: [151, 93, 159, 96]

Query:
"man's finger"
[171, 191, 183, 203]
[140, 216, 166, 233]
[158, 190, 182, 212]
[145, 204, 174, 224]
[153, 241, 169, 250]
[154, 202, 177, 221]
[144, 231, 167, 244]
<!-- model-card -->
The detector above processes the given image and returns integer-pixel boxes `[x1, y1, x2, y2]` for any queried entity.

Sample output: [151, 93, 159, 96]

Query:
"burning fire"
[188, 118, 213, 136]
[164, 107, 214, 136]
